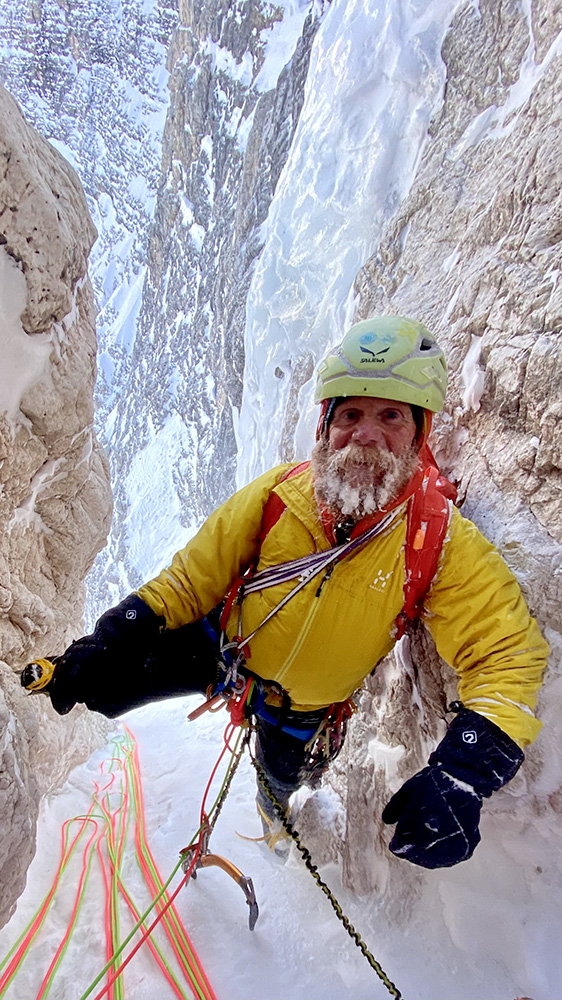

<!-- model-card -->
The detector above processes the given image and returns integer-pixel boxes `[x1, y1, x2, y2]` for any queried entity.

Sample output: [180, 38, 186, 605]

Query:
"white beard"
[311, 438, 420, 520]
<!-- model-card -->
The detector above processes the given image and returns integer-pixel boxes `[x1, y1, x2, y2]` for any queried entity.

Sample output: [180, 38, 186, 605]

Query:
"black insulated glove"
[46, 595, 164, 717]
[381, 708, 524, 869]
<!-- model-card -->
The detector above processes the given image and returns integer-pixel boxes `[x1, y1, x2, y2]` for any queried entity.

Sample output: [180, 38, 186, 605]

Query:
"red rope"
[126, 735, 216, 1000]
[86, 729, 218, 1000]
[35, 818, 101, 1000]
[88, 857, 197, 1000]
[96, 766, 129, 1000]
[1, 727, 229, 1000]
[0, 809, 97, 994]
[95, 836, 115, 1000]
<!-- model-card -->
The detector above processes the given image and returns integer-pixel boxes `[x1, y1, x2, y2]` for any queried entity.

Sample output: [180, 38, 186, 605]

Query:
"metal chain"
[250, 752, 404, 1000]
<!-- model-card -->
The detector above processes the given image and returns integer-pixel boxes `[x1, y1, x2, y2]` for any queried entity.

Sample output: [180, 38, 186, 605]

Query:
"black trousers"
[253, 716, 327, 819]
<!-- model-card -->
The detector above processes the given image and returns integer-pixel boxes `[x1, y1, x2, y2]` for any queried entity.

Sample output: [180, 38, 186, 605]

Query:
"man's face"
[311, 396, 420, 519]
[328, 397, 417, 456]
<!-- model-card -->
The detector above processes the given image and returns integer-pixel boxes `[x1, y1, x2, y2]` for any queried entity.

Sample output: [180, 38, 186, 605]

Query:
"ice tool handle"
[21, 657, 57, 692]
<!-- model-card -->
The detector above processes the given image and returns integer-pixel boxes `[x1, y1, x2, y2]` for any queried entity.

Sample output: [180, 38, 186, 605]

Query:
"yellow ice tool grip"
[21, 657, 57, 692]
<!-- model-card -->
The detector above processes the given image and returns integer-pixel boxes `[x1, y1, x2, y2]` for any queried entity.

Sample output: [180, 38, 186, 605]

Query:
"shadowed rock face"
[339, 0, 561, 895]
[86, 0, 324, 608]
[0, 85, 112, 928]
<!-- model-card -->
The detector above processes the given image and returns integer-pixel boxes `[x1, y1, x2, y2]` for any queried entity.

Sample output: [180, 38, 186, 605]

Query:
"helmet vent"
[420, 338, 433, 351]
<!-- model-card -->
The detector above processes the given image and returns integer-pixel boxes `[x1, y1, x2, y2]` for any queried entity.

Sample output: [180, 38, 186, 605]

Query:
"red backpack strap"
[258, 461, 310, 544]
[221, 462, 311, 632]
[395, 466, 454, 638]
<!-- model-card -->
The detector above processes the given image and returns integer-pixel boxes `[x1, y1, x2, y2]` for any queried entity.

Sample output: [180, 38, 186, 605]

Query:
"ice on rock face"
[237, 0, 464, 484]
[0, 250, 52, 420]
[461, 334, 486, 413]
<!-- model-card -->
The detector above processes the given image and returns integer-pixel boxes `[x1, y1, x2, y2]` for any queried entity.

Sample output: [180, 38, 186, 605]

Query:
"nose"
[350, 417, 386, 447]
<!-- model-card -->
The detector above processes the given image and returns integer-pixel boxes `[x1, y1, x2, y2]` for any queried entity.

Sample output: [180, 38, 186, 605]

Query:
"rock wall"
[0, 0, 179, 616]
[87, 0, 326, 606]
[0, 85, 112, 928]
[339, 0, 562, 907]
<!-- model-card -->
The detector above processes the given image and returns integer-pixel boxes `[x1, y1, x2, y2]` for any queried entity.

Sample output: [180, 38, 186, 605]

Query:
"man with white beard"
[23, 316, 548, 869]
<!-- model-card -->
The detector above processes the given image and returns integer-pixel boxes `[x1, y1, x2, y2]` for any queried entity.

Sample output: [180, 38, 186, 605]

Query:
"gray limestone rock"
[0, 85, 112, 928]
[343, 0, 561, 895]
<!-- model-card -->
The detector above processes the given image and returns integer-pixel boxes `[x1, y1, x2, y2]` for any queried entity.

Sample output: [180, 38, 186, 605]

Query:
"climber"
[21, 315, 548, 870]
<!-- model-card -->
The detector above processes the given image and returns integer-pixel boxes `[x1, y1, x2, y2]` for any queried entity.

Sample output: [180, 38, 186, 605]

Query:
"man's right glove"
[381, 707, 524, 869]
[21, 594, 164, 717]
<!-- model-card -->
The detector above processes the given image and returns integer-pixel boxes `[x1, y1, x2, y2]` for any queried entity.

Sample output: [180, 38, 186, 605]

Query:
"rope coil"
[0, 730, 217, 1000]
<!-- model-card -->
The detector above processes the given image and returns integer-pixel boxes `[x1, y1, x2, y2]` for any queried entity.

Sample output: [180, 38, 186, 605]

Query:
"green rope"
[251, 755, 404, 1000]
[0, 821, 82, 982]
[121, 734, 208, 999]
[37, 832, 100, 999]
[77, 836, 189, 1000]
[0, 811, 103, 997]
[78, 725, 251, 1000]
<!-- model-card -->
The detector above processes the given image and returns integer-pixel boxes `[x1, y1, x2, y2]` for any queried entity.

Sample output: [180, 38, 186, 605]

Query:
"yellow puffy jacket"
[138, 463, 548, 747]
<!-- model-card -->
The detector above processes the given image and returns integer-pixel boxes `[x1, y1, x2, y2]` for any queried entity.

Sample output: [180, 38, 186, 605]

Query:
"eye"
[338, 408, 360, 422]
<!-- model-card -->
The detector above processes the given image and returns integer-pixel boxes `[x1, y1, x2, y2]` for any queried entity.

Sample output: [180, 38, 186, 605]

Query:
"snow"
[252, 1, 313, 92]
[123, 412, 198, 581]
[0, 247, 53, 421]
[201, 39, 255, 89]
[7, 456, 63, 534]
[2, 698, 559, 1000]
[460, 334, 486, 413]
[0, 700, 402, 1000]
[200, 1, 311, 95]
[450, 18, 562, 151]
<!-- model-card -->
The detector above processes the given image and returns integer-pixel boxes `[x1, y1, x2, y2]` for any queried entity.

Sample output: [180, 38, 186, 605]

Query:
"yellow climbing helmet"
[315, 316, 447, 412]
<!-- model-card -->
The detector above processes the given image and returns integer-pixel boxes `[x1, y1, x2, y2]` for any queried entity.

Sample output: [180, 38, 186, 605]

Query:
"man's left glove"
[381, 707, 524, 869]
[21, 594, 164, 717]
